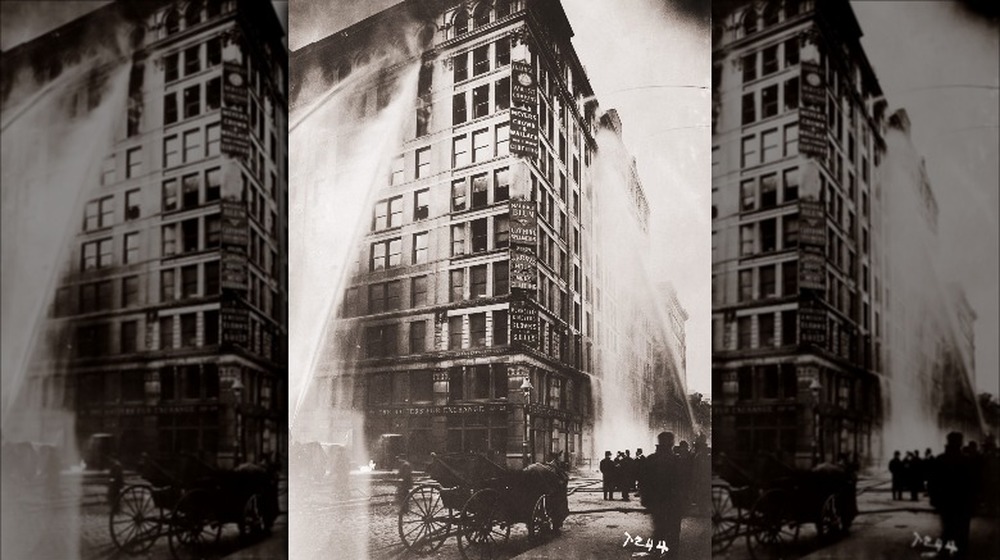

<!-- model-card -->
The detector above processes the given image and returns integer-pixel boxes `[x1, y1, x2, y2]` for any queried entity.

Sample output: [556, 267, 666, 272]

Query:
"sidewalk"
[221, 524, 287, 559]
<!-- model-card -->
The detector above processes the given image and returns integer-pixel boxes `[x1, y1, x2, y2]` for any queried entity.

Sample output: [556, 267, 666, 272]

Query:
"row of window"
[163, 166, 222, 212]
[449, 261, 510, 302]
[84, 190, 142, 231]
[161, 261, 220, 302]
[451, 214, 510, 257]
[742, 39, 799, 84]
[739, 212, 799, 256]
[164, 123, 221, 168]
[159, 310, 220, 350]
[453, 77, 510, 125]
[732, 310, 798, 350]
[738, 0, 806, 39]
[737, 261, 799, 302]
[742, 77, 798, 125]
[73, 308, 219, 358]
[163, 37, 223, 83]
[162, 1, 226, 37]
[453, 168, 510, 211]
[373, 191, 428, 230]
[164, 77, 221, 125]
[741, 123, 798, 168]
[162, 213, 221, 256]
[735, 363, 799, 402]
[740, 166, 800, 212]
[452, 123, 510, 168]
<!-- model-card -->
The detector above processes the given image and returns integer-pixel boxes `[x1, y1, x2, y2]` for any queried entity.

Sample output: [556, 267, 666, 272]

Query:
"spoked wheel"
[746, 489, 799, 560]
[168, 489, 222, 560]
[240, 493, 267, 540]
[457, 488, 511, 560]
[816, 494, 843, 541]
[398, 484, 451, 554]
[528, 493, 554, 542]
[711, 484, 739, 554]
[109, 484, 161, 554]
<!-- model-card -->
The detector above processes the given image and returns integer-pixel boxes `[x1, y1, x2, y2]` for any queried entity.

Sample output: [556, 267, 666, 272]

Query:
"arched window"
[495, 0, 511, 18]
[453, 9, 469, 37]
[185, 1, 202, 26]
[762, 1, 780, 26]
[165, 10, 180, 35]
[473, 3, 490, 28]
[742, 9, 758, 36]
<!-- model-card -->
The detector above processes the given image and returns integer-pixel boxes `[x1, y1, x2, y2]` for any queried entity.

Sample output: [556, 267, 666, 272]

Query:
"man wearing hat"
[639, 431, 685, 553]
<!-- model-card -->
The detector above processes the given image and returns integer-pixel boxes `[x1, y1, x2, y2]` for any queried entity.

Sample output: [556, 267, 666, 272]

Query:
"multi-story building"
[291, 0, 691, 468]
[1, 0, 288, 468]
[711, 0, 888, 467]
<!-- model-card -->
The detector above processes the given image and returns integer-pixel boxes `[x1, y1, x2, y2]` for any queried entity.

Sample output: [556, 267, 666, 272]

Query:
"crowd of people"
[598, 432, 711, 552]
[889, 432, 999, 559]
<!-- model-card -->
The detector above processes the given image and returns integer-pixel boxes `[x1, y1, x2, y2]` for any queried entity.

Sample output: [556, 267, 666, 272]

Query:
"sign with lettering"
[221, 299, 249, 346]
[510, 245, 537, 292]
[715, 403, 799, 415]
[369, 403, 510, 416]
[799, 60, 827, 159]
[798, 200, 826, 248]
[220, 200, 249, 248]
[509, 299, 538, 347]
[509, 106, 538, 159]
[223, 61, 248, 108]
[80, 403, 219, 416]
[511, 60, 536, 108]
[799, 303, 827, 347]
[221, 106, 251, 159]
[221, 250, 248, 291]
[799, 251, 827, 291]
[509, 200, 537, 246]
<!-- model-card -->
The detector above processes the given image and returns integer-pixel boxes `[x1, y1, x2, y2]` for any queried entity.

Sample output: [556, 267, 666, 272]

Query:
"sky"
[290, 0, 715, 397]
[851, 1, 999, 396]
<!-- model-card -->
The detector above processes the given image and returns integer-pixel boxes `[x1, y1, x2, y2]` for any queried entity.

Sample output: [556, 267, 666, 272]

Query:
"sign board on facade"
[221, 299, 249, 346]
[798, 200, 826, 248]
[223, 61, 248, 108]
[799, 303, 828, 347]
[715, 403, 799, 415]
[509, 200, 537, 246]
[510, 245, 537, 292]
[509, 106, 538, 159]
[369, 403, 510, 416]
[799, 251, 827, 291]
[799, 60, 827, 159]
[221, 250, 248, 291]
[220, 200, 249, 248]
[509, 299, 538, 347]
[80, 403, 219, 417]
[222, 61, 250, 159]
[511, 60, 536, 108]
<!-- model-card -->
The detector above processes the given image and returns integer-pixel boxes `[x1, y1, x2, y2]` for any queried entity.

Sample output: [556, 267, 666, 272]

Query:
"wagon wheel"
[457, 488, 511, 560]
[398, 484, 451, 554]
[711, 484, 740, 554]
[168, 489, 223, 560]
[109, 484, 161, 554]
[239, 493, 267, 540]
[528, 494, 554, 542]
[816, 494, 845, 541]
[746, 489, 799, 560]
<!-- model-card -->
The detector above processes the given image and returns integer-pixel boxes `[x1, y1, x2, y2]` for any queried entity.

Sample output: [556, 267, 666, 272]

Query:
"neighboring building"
[2, 0, 288, 468]
[711, 0, 887, 467]
[291, 0, 691, 468]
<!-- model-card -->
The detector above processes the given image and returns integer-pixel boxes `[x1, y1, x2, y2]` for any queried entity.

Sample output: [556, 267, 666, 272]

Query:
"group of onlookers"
[887, 447, 935, 500]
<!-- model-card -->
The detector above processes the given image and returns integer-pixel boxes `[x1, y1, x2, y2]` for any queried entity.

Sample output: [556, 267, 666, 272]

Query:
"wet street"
[287, 470, 711, 560]
[713, 474, 1000, 560]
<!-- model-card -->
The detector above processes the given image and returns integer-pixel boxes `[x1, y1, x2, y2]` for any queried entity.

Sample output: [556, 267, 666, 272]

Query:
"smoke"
[588, 126, 696, 457]
[1, 21, 132, 560]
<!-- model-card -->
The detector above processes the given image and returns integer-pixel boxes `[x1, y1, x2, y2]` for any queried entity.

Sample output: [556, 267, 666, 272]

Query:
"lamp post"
[520, 375, 533, 467]
[809, 378, 822, 466]
[232, 377, 244, 465]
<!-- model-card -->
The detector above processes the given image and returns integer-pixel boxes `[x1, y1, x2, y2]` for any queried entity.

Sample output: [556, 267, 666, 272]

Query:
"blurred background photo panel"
[709, 1, 998, 560]
[2, 1, 289, 559]
[287, 0, 711, 558]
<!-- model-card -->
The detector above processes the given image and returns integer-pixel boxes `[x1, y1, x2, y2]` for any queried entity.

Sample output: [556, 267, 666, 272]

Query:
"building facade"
[711, 0, 887, 467]
[291, 0, 691, 468]
[2, 0, 288, 468]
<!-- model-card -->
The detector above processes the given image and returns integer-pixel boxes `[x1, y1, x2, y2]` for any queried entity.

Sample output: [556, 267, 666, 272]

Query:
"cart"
[712, 454, 857, 560]
[397, 453, 569, 560]
[107, 454, 279, 559]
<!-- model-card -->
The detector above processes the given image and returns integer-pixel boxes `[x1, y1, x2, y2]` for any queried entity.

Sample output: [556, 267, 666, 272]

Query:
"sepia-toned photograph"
[709, 1, 998, 559]
[287, 0, 711, 558]
[2, 1, 289, 559]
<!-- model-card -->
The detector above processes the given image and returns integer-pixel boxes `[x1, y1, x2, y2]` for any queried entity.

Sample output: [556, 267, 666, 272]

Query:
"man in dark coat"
[639, 432, 684, 553]
[599, 451, 614, 500]
[620, 450, 633, 501]
[928, 432, 976, 559]
[395, 456, 413, 512]
[888, 450, 903, 500]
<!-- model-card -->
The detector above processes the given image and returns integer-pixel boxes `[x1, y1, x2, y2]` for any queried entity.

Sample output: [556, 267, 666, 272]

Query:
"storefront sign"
[80, 403, 219, 417]
[511, 60, 536, 108]
[369, 403, 510, 416]
[221, 250, 248, 291]
[509, 106, 538, 159]
[799, 251, 827, 291]
[798, 200, 826, 248]
[510, 299, 538, 347]
[799, 60, 827, 159]
[221, 106, 251, 159]
[510, 245, 537, 291]
[715, 403, 799, 415]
